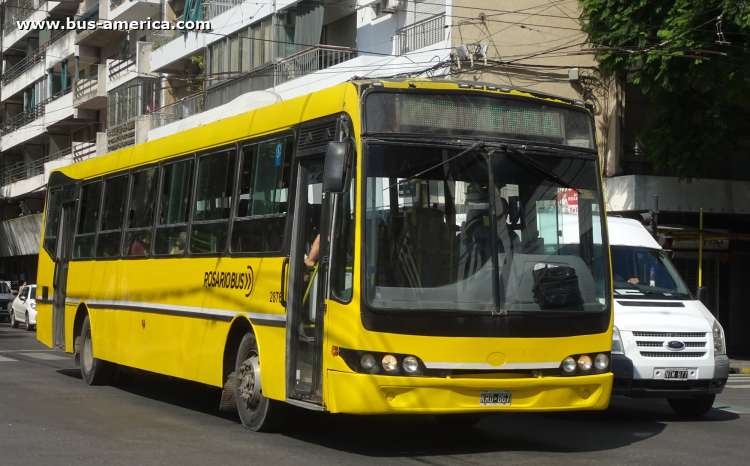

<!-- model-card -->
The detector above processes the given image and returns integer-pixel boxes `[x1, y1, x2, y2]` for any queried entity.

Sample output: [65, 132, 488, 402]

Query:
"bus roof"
[607, 217, 661, 249]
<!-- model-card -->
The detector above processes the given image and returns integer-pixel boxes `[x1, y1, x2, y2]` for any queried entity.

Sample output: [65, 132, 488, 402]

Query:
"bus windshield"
[611, 246, 691, 299]
[364, 144, 607, 313]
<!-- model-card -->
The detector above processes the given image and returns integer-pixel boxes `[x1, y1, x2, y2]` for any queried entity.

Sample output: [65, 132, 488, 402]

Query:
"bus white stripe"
[68, 298, 286, 323]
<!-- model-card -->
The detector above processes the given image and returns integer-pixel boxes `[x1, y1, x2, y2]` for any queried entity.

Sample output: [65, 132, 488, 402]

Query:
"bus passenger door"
[52, 196, 76, 350]
[286, 156, 329, 405]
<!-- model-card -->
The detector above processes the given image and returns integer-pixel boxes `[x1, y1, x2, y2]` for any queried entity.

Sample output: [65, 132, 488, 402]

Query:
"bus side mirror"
[323, 141, 352, 193]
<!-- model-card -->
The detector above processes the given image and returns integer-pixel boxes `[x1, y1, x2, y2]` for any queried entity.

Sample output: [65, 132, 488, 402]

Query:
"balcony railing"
[109, 55, 137, 80]
[275, 45, 357, 84]
[395, 14, 446, 55]
[73, 139, 98, 162]
[1, 147, 72, 188]
[2, 52, 45, 86]
[107, 119, 137, 152]
[0, 88, 71, 136]
[204, 0, 244, 21]
[75, 73, 99, 99]
[147, 28, 181, 50]
[150, 92, 206, 128]
[205, 46, 357, 111]
[3, 0, 35, 36]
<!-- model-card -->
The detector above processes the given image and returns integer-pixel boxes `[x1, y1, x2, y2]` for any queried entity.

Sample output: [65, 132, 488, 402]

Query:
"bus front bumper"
[326, 370, 613, 414]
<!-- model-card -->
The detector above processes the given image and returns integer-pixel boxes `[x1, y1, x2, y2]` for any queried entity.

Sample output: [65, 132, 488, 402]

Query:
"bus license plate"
[665, 369, 688, 380]
[480, 391, 511, 406]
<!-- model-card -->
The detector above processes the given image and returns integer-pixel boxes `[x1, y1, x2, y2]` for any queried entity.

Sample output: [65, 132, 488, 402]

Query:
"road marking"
[0, 350, 59, 353]
[725, 384, 750, 389]
[714, 403, 750, 414]
[18, 352, 68, 361]
[0, 356, 17, 362]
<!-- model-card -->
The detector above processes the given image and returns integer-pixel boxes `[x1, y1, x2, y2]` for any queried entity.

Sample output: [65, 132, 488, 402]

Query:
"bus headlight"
[562, 357, 577, 373]
[360, 354, 376, 370]
[713, 320, 726, 355]
[382, 354, 398, 372]
[594, 353, 609, 370]
[612, 326, 624, 355]
[577, 355, 593, 371]
[402, 356, 419, 373]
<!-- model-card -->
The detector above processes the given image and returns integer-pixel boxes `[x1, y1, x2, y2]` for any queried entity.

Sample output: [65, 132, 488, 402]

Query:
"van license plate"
[480, 391, 511, 406]
[665, 369, 688, 379]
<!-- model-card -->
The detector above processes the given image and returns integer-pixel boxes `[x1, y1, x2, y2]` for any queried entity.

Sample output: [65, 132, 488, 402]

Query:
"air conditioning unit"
[380, 0, 401, 14]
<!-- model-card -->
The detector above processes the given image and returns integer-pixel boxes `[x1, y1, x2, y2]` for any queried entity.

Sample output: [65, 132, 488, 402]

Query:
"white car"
[10, 285, 36, 331]
[608, 217, 729, 417]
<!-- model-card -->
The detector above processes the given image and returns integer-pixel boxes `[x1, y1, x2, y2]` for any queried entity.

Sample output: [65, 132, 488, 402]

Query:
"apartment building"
[0, 0, 452, 288]
[450, 0, 750, 353]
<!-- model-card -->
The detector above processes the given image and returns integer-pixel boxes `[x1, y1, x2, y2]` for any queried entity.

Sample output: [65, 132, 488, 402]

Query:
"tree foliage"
[579, 1, 750, 178]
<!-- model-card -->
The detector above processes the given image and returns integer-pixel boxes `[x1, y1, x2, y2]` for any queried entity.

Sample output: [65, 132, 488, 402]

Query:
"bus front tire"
[234, 333, 288, 432]
[80, 315, 115, 385]
[668, 394, 716, 417]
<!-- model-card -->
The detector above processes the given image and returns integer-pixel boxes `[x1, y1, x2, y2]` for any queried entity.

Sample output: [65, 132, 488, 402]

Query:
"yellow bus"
[36, 79, 613, 431]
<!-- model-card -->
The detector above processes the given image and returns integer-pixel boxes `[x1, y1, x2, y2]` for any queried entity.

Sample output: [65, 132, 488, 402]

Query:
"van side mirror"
[323, 141, 352, 193]
[664, 249, 674, 260]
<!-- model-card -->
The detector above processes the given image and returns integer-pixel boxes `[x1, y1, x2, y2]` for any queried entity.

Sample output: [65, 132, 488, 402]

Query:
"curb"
[729, 367, 750, 374]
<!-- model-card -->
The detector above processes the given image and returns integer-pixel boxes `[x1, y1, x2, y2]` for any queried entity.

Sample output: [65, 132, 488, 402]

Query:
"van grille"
[636, 341, 706, 348]
[640, 352, 707, 358]
[632, 332, 705, 338]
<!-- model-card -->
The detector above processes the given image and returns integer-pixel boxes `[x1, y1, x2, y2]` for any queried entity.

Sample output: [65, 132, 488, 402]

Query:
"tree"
[579, 0, 750, 179]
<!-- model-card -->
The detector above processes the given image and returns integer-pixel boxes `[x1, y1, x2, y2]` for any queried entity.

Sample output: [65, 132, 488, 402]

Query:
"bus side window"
[123, 167, 159, 257]
[96, 174, 129, 258]
[190, 148, 236, 254]
[43, 188, 62, 255]
[72, 181, 102, 259]
[154, 159, 193, 256]
[231, 136, 292, 253]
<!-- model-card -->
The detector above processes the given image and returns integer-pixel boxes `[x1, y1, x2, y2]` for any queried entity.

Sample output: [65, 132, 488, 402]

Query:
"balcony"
[3, 0, 36, 37]
[204, 0, 244, 21]
[0, 89, 74, 152]
[74, 64, 107, 109]
[107, 42, 153, 91]
[0, 102, 47, 138]
[395, 14, 446, 55]
[107, 0, 160, 23]
[150, 92, 205, 129]
[205, 46, 357, 111]
[1, 147, 72, 188]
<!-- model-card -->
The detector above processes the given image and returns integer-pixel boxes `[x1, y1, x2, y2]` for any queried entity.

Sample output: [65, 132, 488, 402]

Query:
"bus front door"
[52, 200, 76, 350]
[286, 157, 329, 405]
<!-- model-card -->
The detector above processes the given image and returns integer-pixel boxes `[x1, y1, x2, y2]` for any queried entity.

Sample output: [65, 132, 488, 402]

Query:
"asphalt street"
[1, 322, 749, 466]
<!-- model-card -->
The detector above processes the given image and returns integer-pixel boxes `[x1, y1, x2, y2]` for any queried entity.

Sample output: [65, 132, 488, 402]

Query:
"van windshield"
[610, 246, 691, 299]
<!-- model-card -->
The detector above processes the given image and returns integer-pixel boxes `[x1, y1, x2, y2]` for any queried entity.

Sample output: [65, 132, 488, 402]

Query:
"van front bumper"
[612, 354, 728, 398]
[326, 370, 613, 414]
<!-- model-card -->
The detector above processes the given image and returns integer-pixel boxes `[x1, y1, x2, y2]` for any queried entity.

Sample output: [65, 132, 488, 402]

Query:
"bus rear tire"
[80, 315, 115, 385]
[668, 394, 715, 417]
[234, 333, 288, 432]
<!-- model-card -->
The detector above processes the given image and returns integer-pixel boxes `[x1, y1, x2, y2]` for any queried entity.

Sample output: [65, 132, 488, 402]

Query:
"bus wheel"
[80, 315, 114, 385]
[434, 414, 482, 428]
[234, 333, 287, 432]
[668, 394, 716, 417]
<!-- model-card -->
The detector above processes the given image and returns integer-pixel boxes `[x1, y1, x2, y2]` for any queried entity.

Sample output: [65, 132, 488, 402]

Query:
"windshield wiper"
[384, 140, 485, 191]
[500, 145, 578, 192]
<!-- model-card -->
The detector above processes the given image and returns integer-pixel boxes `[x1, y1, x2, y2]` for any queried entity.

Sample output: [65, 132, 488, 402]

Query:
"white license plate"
[480, 390, 512, 406]
[664, 368, 689, 379]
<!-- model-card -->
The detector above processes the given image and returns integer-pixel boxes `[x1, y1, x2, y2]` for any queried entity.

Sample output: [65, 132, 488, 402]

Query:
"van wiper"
[501, 145, 578, 192]
[384, 140, 485, 191]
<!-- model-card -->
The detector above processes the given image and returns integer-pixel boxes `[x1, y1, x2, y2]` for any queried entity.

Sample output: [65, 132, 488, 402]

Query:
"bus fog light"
[382, 354, 398, 372]
[562, 357, 576, 373]
[578, 355, 592, 371]
[594, 353, 609, 370]
[360, 354, 376, 370]
[402, 356, 419, 373]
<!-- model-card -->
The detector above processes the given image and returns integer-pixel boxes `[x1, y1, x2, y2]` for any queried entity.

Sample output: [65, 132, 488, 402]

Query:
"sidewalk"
[729, 356, 750, 374]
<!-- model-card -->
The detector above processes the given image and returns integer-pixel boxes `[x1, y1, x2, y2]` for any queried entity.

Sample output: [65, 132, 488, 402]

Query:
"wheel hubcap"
[83, 331, 93, 372]
[237, 354, 262, 410]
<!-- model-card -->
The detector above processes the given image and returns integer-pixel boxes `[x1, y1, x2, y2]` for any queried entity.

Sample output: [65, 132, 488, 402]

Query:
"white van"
[608, 217, 729, 416]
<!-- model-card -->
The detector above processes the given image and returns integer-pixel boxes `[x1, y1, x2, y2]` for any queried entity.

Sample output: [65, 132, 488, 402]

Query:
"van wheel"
[10, 310, 19, 328]
[234, 333, 288, 432]
[668, 394, 716, 417]
[80, 315, 115, 385]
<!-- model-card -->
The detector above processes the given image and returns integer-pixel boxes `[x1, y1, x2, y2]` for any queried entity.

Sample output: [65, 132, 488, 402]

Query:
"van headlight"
[713, 320, 726, 355]
[612, 326, 624, 355]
